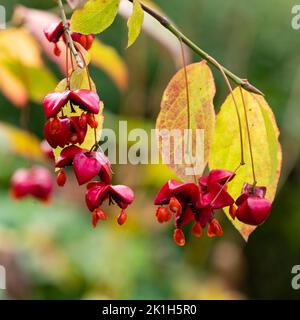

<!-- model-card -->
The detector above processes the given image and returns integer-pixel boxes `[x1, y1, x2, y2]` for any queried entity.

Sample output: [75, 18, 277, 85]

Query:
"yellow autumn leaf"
[0, 27, 56, 107]
[90, 39, 128, 90]
[0, 122, 43, 161]
[127, 0, 144, 48]
[0, 66, 27, 108]
[0, 27, 41, 107]
[156, 61, 216, 182]
[209, 88, 282, 241]
[0, 28, 42, 66]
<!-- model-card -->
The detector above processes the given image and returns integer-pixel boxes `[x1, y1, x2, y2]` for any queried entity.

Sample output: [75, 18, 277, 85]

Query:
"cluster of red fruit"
[54, 144, 134, 227]
[43, 22, 134, 227]
[10, 21, 134, 228]
[154, 169, 272, 246]
[44, 20, 95, 56]
[11, 166, 53, 202]
[9, 20, 272, 245]
[43, 89, 100, 148]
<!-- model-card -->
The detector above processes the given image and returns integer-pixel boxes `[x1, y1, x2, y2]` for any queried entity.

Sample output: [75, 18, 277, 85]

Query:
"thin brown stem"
[77, 49, 97, 146]
[127, 0, 263, 96]
[179, 39, 191, 137]
[70, 46, 75, 71]
[239, 87, 257, 186]
[78, 50, 93, 90]
[179, 38, 198, 184]
[66, 43, 70, 89]
[57, 0, 84, 69]
[211, 57, 245, 165]
[94, 127, 98, 145]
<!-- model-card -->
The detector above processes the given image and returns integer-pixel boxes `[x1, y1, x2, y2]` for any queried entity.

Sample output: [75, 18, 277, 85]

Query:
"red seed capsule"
[85, 34, 95, 50]
[117, 209, 127, 225]
[71, 33, 95, 51]
[56, 169, 67, 187]
[173, 228, 186, 246]
[207, 219, 223, 238]
[53, 43, 61, 57]
[92, 208, 107, 228]
[192, 222, 202, 237]
[97, 208, 107, 220]
[229, 204, 237, 219]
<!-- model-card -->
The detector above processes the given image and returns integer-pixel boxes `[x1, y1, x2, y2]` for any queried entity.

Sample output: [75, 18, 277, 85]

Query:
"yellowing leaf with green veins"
[90, 39, 128, 90]
[127, 0, 144, 48]
[156, 61, 216, 182]
[70, 0, 120, 35]
[53, 68, 104, 161]
[0, 122, 43, 161]
[209, 88, 282, 241]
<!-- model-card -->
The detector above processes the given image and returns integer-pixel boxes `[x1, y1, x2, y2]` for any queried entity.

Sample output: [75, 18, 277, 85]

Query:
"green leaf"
[156, 61, 216, 182]
[209, 88, 282, 241]
[127, 0, 144, 48]
[70, 0, 120, 35]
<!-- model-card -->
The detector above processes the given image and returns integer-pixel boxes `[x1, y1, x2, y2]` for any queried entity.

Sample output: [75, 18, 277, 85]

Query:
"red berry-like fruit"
[169, 197, 182, 214]
[53, 43, 61, 57]
[192, 222, 202, 237]
[156, 207, 171, 223]
[71, 32, 95, 51]
[56, 169, 67, 187]
[236, 197, 271, 226]
[117, 209, 127, 225]
[92, 208, 107, 228]
[173, 228, 185, 246]
[207, 219, 223, 238]
[229, 204, 237, 219]
[235, 183, 272, 226]
[11, 166, 53, 202]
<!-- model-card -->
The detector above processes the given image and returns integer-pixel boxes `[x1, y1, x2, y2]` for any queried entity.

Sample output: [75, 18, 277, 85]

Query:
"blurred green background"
[0, 0, 300, 299]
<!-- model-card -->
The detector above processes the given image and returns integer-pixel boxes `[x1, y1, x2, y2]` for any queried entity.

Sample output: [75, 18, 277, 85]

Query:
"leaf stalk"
[128, 0, 263, 96]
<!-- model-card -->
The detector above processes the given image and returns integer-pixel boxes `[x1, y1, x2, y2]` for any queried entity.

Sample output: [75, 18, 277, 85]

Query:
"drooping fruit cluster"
[234, 183, 272, 226]
[53, 145, 134, 226]
[11, 166, 53, 202]
[154, 169, 272, 246]
[43, 89, 100, 148]
[41, 21, 134, 227]
[44, 21, 95, 56]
